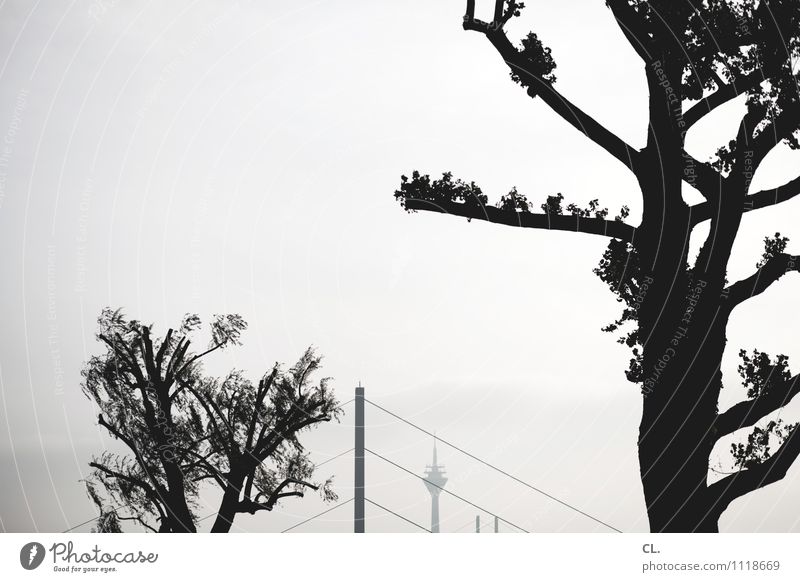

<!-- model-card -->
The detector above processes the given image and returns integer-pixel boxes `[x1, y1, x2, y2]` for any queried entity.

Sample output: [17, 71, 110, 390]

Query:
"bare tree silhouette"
[395, 0, 800, 532]
[194, 349, 340, 533]
[82, 308, 338, 533]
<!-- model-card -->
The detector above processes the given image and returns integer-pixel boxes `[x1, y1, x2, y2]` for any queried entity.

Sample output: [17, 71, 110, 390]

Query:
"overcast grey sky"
[1, 0, 800, 533]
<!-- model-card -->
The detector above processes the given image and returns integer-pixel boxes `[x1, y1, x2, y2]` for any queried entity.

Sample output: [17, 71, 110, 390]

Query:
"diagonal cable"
[365, 498, 431, 532]
[62, 504, 127, 533]
[366, 447, 530, 533]
[281, 497, 354, 533]
[315, 447, 354, 467]
[365, 398, 622, 533]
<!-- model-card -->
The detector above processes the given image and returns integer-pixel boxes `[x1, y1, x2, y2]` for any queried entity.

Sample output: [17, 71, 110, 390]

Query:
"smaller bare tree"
[187, 350, 340, 533]
[82, 308, 338, 533]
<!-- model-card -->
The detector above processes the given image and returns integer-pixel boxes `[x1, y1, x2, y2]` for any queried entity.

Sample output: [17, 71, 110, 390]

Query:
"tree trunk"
[632, 84, 732, 530]
[161, 462, 197, 533]
[165, 495, 197, 533]
[639, 384, 721, 532]
[637, 286, 728, 532]
[211, 472, 244, 533]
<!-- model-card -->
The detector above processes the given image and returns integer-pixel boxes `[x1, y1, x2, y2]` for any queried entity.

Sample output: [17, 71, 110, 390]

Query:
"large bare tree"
[394, 0, 800, 532]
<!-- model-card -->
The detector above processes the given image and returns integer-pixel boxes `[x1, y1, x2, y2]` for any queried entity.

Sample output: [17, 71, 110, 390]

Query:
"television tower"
[422, 436, 447, 533]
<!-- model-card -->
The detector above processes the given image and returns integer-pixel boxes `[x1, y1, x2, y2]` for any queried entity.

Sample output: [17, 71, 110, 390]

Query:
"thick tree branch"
[262, 478, 317, 508]
[102, 332, 162, 436]
[404, 198, 637, 241]
[235, 493, 301, 515]
[606, 0, 654, 63]
[245, 368, 278, 451]
[683, 71, 765, 129]
[709, 426, 800, 513]
[182, 381, 235, 454]
[691, 175, 800, 225]
[463, 4, 640, 172]
[492, 0, 503, 24]
[140, 327, 159, 386]
[715, 376, 800, 439]
[96, 414, 177, 508]
[684, 152, 725, 199]
[154, 329, 173, 378]
[238, 478, 318, 515]
[751, 110, 800, 171]
[175, 447, 228, 489]
[700, 111, 779, 276]
[164, 337, 189, 384]
[724, 253, 800, 307]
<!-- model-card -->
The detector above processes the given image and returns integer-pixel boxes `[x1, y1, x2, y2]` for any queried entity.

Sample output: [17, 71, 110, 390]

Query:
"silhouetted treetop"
[83, 309, 339, 533]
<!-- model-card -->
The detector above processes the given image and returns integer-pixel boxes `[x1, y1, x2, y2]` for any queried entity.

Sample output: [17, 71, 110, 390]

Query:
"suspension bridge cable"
[365, 498, 431, 533]
[365, 398, 622, 533]
[365, 447, 530, 533]
[62, 504, 127, 533]
[316, 448, 354, 467]
[62, 515, 101, 533]
[281, 497, 354, 533]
